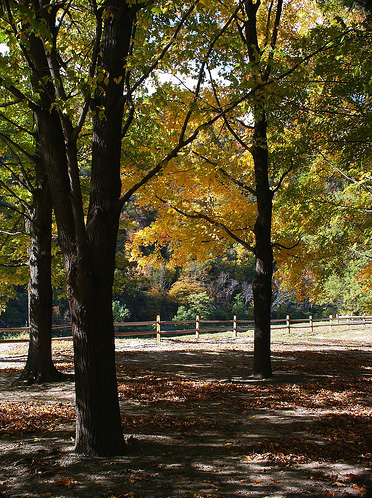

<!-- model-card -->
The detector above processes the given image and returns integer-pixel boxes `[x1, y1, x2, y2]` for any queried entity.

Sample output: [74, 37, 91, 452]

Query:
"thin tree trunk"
[242, 0, 278, 378]
[18, 164, 64, 384]
[252, 112, 273, 379]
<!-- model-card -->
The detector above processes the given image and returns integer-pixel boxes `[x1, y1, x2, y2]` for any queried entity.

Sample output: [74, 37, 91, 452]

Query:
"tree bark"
[252, 111, 273, 378]
[242, 0, 279, 378]
[22, 0, 136, 454]
[18, 165, 64, 384]
[67, 0, 137, 455]
[68, 257, 125, 455]
[33, 69, 127, 457]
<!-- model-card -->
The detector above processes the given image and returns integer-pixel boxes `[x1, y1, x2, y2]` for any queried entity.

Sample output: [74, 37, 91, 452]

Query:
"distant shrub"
[168, 278, 206, 304]
[173, 291, 216, 321]
[112, 301, 131, 322]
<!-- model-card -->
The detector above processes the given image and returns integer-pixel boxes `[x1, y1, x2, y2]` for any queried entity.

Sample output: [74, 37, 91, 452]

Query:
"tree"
[1, 0, 242, 454]
[127, 0, 330, 378]
[274, 3, 372, 310]
[19, 160, 65, 383]
[0, 0, 153, 455]
[0, 77, 64, 382]
[232, 0, 283, 378]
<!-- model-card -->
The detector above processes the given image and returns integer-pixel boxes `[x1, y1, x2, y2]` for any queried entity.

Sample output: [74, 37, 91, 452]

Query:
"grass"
[113, 320, 372, 346]
[1, 319, 370, 348]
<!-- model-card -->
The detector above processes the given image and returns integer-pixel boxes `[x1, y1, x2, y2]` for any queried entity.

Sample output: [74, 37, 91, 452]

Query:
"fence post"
[233, 315, 237, 339]
[329, 314, 333, 333]
[196, 315, 200, 340]
[363, 314, 366, 328]
[286, 315, 290, 334]
[156, 315, 161, 342]
[309, 315, 313, 334]
[336, 313, 339, 325]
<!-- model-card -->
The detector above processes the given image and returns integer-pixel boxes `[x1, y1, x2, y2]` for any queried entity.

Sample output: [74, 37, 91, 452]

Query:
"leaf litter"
[0, 332, 372, 497]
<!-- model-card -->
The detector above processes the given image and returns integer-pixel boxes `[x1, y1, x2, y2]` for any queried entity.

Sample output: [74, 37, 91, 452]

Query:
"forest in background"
[2, 0, 371, 329]
[1, 202, 370, 329]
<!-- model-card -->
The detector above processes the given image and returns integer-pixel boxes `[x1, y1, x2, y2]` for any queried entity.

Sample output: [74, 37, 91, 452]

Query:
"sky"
[0, 43, 9, 55]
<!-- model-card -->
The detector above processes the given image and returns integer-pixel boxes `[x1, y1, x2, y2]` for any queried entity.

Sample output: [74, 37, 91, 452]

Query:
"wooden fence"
[1, 314, 371, 343]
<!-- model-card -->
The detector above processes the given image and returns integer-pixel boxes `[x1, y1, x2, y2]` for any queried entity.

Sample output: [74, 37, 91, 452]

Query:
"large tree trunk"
[18, 164, 63, 384]
[34, 108, 126, 454]
[68, 262, 125, 455]
[34, 103, 127, 455]
[252, 112, 273, 379]
[66, 0, 136, 455]
[22, 0, 137, 455]
[24, 9, 129, 455]
[32, 0, 136, 455]
[67, 0, 136, 456]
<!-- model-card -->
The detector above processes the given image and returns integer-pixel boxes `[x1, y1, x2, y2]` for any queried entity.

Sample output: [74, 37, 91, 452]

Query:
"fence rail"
[1, 314, 372, 343]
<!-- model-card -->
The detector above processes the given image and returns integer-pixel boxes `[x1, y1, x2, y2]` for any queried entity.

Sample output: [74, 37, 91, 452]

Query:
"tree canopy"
[0, 0, 371, 453]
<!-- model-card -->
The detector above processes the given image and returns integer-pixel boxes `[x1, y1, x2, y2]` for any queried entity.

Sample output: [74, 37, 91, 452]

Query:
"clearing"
[0, 325, 372, 497]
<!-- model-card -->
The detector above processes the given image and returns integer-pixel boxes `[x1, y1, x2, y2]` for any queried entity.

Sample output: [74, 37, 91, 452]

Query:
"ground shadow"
[1, 342, 372, 497]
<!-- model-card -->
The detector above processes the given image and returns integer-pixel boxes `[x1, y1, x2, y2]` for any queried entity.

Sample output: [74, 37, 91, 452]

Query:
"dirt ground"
[0, 329, 372, 498]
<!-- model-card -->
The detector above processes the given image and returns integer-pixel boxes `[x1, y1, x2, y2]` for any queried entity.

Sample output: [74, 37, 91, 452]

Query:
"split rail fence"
[1, 314, 372, 343]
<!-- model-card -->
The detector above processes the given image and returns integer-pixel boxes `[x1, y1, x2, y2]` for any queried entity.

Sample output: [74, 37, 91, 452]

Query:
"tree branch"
[0, 99, 22, 108]
[179, 3, 242, 144]
[347, 246, 372, 260]
[219, 167, 256, 196]
[272, 240, 300, 251]
[3, 0, 54, 107]
[263, 0, 274, 49]
[121, 17, 137, 138]
[0, 179, 31, 211]
[0, 230, 25, 236]
[0, 132, 36, 165]
[272, 158, 293, 194]
[263, 0, 283, 81]
[207, 65, 253, 154]
[128, 1, 200, 99]
[119, 71, 267, 206]
[156, 195, 256, 254]
[0, 77, 39, 113]
[0, 214, 26, 252]
[0, 157, 34, 194]
[317, 148, 372, 194]
[275, 28, 355, 84]
[0, 110, 36, 138]
[119, 134, 197, 207]
[73, 1, 103, 141]
[0, 262, 28, 268]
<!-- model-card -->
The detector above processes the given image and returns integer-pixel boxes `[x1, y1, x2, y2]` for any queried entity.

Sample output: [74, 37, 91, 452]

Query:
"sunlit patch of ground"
[0, 328, 372, 497]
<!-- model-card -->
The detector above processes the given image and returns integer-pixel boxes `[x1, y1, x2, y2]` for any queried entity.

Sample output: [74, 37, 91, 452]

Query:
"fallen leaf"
[55, 478, 77, 488]
[352, 484, 367, 492]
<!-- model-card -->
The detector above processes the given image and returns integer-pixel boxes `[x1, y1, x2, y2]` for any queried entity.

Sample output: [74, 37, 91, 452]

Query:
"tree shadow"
[1, 345, 372, 497]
